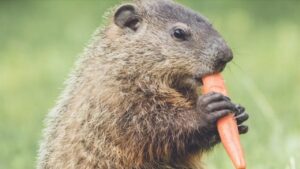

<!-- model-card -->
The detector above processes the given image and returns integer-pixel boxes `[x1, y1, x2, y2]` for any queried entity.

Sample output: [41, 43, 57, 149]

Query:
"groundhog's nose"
[217, 47, 233, 63]
[214, 47, 233, 72]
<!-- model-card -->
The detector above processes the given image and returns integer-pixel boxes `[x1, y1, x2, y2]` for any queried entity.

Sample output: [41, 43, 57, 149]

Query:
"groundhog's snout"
[214, 45, 233, 71]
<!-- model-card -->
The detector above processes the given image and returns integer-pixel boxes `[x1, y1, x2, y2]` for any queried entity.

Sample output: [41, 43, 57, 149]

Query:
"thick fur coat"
[37, 0, 248, 168]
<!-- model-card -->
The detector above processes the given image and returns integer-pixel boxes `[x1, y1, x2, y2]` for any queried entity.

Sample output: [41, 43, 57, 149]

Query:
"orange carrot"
[201, 73, 246, 169]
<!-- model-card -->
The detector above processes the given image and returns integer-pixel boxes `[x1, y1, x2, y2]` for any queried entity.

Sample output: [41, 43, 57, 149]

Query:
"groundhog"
[37, 0, 249, 168]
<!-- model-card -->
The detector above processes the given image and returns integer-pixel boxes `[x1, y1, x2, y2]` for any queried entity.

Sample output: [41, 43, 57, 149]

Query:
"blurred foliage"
[0, 0, 299, 169]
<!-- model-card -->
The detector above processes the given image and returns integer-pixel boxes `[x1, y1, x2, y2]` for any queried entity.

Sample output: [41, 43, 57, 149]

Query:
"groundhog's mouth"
[171, 76, 203, 103]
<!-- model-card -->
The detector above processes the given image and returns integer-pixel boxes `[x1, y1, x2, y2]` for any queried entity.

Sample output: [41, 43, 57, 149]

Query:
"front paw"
[196, 92, 249, 147]
[197, 92, 237, 129]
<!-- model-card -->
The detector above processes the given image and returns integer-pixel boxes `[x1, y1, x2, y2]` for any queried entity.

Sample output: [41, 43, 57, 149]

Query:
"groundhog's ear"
[114, 4, 141, 31]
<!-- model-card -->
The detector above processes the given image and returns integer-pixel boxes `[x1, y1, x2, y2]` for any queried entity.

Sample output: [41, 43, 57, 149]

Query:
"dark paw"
[196, 93, 249, 148]
[197, 92, 237, 126]
[196, 92, 237, 147]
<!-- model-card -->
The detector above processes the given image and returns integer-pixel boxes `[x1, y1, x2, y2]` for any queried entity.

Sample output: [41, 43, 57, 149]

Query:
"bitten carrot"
[201, 73, 246, 169]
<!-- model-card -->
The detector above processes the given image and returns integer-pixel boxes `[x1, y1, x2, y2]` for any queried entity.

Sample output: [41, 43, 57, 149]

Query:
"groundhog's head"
[102, 0, 233, 104]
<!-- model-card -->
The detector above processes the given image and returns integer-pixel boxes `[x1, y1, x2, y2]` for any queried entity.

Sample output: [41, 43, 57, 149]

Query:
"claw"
[234, 104, 245, 115]
[234, 104, 249, 125]
[238, 125, 248, 134]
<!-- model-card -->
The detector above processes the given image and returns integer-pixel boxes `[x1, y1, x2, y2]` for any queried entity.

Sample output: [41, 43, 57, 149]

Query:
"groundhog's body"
[37, 0, 248, 168]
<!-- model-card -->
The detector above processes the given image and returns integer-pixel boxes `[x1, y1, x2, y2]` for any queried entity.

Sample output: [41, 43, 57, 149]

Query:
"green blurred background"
[0, 0, 299, 169]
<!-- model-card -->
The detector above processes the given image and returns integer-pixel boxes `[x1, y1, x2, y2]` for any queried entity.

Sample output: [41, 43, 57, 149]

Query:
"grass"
[0, 0, 299, 169]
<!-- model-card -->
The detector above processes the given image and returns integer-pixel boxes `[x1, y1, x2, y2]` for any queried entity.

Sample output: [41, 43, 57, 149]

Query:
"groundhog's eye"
[172, 28, 188, 41]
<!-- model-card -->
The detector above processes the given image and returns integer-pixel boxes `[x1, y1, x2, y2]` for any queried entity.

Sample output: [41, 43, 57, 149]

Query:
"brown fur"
[37, 0, 233, 168]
